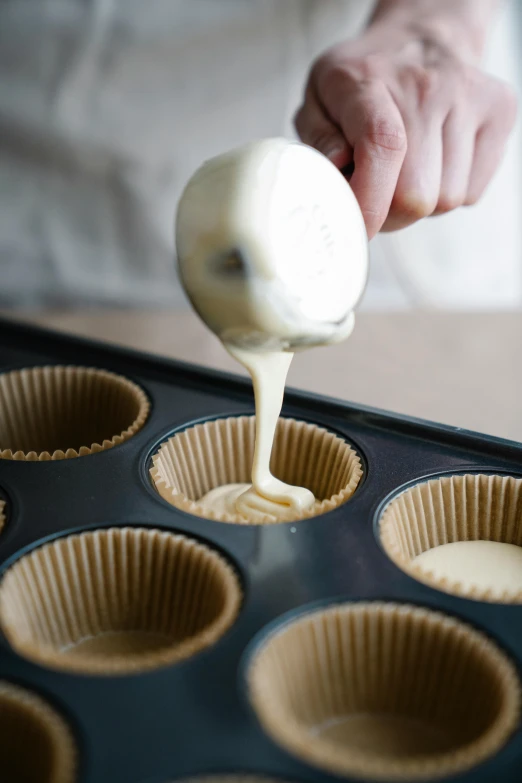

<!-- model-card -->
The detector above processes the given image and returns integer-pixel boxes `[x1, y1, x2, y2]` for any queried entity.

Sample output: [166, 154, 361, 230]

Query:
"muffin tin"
[0, 316, 522, 782]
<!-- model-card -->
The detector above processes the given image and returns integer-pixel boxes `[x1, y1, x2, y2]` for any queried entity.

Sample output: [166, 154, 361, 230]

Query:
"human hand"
[295, 9, 517, 238]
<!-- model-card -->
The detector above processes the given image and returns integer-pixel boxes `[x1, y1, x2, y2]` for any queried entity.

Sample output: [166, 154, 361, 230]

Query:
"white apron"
[0, 0, 519, 309]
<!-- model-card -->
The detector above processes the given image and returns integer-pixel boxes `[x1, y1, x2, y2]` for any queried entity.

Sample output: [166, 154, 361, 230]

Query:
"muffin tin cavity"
[0, 365, 150, 460]
[380, 473, 522, 602]
[247, 602, 520, 781]
[0, 496, 6, 537]
[150, 416, 362, 524]
[0, 527, 242, 674]
[0, 681, 76, 783]
[177, 778, 289, 783]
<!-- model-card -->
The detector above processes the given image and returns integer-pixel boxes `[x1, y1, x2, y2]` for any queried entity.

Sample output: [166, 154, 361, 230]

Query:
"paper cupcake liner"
[177, 777, 287, 783]
[248, 602, 520, 781]
[380, 473, 522, 602]
[0, 680, 76, 783]
[0, 365, 150, 460]
[0, 527, 242, 674]
[150, 416, 362, 524]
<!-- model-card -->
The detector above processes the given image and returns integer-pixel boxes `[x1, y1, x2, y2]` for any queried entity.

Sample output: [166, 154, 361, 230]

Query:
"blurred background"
[1, 0, 521, 437]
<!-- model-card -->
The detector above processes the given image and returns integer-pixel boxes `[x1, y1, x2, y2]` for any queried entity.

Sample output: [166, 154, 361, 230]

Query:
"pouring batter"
[176, 139, 368, 521]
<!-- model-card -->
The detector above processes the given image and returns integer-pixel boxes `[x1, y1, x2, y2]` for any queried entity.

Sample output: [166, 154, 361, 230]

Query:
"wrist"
[367, 0, 501, 64]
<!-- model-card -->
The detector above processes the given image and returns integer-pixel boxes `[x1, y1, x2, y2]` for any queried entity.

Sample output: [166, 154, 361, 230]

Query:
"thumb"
[294, 87, 351, 168]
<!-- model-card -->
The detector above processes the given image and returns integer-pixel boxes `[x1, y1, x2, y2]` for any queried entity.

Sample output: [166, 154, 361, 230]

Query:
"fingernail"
[322, 145, 344, 162]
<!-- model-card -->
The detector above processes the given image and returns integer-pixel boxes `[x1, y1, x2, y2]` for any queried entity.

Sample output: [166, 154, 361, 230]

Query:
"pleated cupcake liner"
[0, 365, 150, 460]
[248, 601, 520, 781]
[177, 778, 287, 783]
[0, 527, 242, 674]
[150, 416, 362, 524]
[380, 474, 522, 602]
[0, 680, 76, 783]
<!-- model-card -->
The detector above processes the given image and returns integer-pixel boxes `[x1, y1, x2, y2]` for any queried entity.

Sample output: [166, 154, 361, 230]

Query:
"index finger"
[326, 81, 407, 238]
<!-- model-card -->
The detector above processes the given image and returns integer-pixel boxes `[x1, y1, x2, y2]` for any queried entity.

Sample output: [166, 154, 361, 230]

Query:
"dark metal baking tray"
[0, 316, 520, 783]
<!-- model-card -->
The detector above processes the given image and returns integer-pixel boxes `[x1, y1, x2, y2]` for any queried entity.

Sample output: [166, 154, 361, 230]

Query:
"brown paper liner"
[248, 602, 520, 781]
[0, 365, 150, 460]
[0, 681, 76, 783]
[0, 498, 5, 536]
[380, 473, 522, 602]
[177, 778, 287, 783]
[150, 416, 362, 524]
[0, 527, 242, 674]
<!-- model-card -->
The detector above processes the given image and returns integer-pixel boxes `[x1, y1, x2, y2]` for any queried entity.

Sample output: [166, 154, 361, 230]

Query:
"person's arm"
[295, 0, 517, 238]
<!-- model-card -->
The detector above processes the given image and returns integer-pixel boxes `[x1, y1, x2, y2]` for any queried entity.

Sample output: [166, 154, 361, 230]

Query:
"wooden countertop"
[3, 309, 521, 442]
